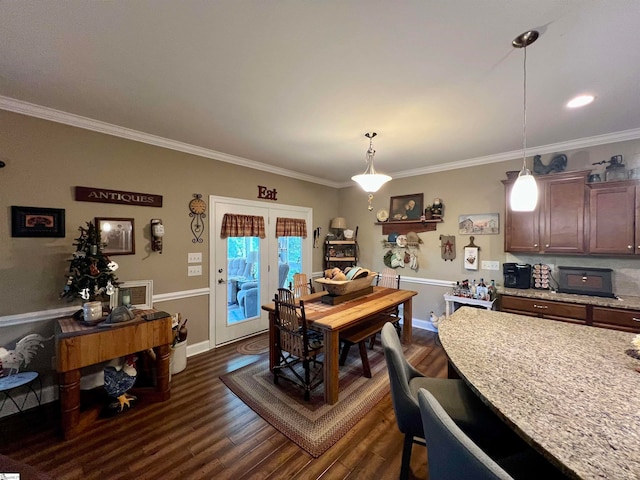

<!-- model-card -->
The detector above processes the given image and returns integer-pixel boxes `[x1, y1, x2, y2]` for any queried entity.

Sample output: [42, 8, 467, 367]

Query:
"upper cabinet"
[503, 170, 589, 254]
[588, 181, 640, 255]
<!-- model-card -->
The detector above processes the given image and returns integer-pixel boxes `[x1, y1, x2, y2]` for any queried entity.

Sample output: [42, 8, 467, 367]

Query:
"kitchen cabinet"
[503, 170, 589, 254]
[324, 240, 358, 270]
[500, 295, 587, 325]
[500, 294, 640, 333]
[588, 180, 640, 255]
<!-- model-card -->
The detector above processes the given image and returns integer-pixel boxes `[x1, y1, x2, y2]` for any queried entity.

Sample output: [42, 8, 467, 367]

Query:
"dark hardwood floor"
[0, 329, 444, 480]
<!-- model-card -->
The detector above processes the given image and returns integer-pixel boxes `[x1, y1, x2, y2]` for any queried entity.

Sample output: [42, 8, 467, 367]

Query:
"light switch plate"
[188, 265, 202, 276]
[481, 260, 500, 271]
[188, 252, 202, 263]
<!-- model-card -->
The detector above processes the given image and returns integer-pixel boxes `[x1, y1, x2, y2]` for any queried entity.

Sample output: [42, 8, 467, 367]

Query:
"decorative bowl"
[315, 272, 377, 296]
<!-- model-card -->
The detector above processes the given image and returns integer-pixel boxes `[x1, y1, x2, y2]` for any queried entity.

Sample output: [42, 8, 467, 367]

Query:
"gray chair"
[381, 323, 525, 480]
[417, 388, 513, 480]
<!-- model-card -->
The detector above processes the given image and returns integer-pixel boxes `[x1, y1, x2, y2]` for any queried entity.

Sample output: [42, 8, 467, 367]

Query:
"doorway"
[210, 196, 312, 347]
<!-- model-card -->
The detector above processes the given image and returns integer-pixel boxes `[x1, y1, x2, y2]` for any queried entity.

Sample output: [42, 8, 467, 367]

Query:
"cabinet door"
[592, 306, 640, 333]
[503, 182, 540, 252]
[542, 175, 586, 253]
[588, 183, 636, 254]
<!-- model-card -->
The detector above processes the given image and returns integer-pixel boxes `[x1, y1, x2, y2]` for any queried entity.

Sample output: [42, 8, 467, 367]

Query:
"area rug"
[220, 342, 429, 457]
[236, 336, 270, 355]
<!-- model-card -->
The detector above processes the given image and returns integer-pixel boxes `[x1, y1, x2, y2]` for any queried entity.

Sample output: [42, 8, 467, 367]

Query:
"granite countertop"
[439, 307, 640, 480]
[499, 287, 640, 311]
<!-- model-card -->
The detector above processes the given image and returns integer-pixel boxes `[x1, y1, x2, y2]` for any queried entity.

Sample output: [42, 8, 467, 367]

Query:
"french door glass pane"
[227, 236, 260, 325]
[278, 236, 302, 288]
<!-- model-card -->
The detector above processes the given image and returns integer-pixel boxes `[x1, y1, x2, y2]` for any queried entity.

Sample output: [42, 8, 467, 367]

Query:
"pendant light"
[351, 132, 392, 193]
[510, 30, 539, 212]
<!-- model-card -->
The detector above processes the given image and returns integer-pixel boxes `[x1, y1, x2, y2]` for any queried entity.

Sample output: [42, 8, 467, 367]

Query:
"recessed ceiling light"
[567, 94, 595, 108]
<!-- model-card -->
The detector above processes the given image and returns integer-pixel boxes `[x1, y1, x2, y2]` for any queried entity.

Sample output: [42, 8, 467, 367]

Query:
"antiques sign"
[75, 186, 163, 207]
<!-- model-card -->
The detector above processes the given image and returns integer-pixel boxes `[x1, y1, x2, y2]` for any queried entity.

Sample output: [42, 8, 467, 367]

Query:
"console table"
[55, 310, 172, 439]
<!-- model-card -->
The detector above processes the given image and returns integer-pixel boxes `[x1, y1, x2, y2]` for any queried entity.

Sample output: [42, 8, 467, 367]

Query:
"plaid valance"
[275, 218, 307, 238]
[220, 214, 266, 238]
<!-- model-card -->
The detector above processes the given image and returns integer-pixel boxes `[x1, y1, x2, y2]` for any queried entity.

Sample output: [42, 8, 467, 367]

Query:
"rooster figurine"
[104, 354, 138, 412]
[0, 334, 51, 374]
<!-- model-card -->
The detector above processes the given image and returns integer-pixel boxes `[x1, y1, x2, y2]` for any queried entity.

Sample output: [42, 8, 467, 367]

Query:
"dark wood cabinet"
[500, 295, 587, 325]
[588, 181, 639, 255]
[501, 294, 640, 333]
[503, 170, 589, 253]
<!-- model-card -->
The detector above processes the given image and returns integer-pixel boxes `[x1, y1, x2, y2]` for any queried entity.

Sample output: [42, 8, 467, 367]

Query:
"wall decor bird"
[104, 354, 138, 412]
[533, 154, 568, 175]
[0, 334, 51, 374]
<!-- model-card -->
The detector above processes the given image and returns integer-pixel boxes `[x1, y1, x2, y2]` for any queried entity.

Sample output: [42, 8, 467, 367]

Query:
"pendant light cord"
[522, 39, 528, 170]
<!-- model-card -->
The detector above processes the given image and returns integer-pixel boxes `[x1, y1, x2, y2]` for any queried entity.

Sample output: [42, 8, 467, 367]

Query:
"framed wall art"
[389, 193, 424, 221]
[95, 217, 135, 255]
[109, 280, 153, 309]
[11, 206, 65, 237]
[458, 213, 500, 235]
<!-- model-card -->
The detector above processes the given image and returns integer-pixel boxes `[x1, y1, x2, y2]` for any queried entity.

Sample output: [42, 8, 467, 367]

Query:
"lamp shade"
[330, 217, 347, 229]
[510, 170, 538, 211]
[351, 172, 392, 192]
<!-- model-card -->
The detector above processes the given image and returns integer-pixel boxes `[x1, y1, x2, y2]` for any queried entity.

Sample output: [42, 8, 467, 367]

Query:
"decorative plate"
[376, 209, 389, 222]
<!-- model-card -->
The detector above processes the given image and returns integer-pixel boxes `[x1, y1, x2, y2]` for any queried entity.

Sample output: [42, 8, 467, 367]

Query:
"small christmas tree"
[61, 222, 119, 303]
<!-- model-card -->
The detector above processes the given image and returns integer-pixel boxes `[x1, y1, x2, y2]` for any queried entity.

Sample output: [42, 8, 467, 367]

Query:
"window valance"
[220, 214, 266, 238]
[275, 218, 307, 238]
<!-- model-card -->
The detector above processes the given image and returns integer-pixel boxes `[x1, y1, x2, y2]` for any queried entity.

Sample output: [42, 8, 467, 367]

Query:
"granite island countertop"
[439, 307, 640, 480]
[498, 287, 640, 311]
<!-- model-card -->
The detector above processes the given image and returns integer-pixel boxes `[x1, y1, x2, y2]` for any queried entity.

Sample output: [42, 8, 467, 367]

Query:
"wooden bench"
[339, 314, 396, 378]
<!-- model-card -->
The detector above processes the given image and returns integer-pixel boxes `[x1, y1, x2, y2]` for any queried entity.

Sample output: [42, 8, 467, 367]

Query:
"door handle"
[218, 278, 226, 284]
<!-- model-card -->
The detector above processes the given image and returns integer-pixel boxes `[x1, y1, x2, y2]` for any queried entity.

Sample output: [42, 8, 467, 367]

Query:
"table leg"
[269, 312, 277, 371]
[155, 344, 171, 401]
[59, 369, 81, 440]
[402, 298, 413, 344]
[323, 329, 340, 404]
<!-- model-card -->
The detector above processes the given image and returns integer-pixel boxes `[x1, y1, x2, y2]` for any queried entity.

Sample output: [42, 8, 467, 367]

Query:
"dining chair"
[289, 272, 314, 299]
[417, 388, 514, 480]
[273, 288, 323, 400]
[381, 323, 526, 480]
[372, 267, 402, 342]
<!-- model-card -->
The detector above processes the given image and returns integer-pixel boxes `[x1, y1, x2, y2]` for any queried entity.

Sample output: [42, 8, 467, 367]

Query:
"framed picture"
[389, 194, 424, 221]
[110, 280, 153, 309]
[95, 217, 135, 255]
[11, 206, 65, 237]
[464, 246, 479, 270]
[458, 213, 500, 235]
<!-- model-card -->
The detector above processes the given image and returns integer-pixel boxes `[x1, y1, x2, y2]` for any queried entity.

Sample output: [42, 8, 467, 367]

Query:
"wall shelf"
[375, 219, 442, 235]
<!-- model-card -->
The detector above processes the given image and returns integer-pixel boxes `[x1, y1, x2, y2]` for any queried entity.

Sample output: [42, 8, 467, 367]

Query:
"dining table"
[262, 286, 417, 404]
[439, 306, 640, 480]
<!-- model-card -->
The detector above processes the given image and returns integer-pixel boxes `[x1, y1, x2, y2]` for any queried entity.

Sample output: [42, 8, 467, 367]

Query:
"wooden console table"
[55, 310, 172, 439]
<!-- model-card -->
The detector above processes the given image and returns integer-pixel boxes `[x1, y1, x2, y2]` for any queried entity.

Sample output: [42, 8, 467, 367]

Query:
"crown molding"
[0, 96, 341, 188]
[4, 95, 639, 190]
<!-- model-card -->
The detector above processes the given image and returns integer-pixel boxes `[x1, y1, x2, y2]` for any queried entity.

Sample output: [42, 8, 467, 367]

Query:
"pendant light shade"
[351, 132, 391, 193]
[510, 30, 539, 212]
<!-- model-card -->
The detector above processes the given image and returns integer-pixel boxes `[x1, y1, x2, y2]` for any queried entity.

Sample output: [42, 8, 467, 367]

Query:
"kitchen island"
[439, 307, 640, 480]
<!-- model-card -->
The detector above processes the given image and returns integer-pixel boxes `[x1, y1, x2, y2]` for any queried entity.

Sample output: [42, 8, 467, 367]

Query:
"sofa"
[236, 263, 290, 318]
[228, 258, 253, 304]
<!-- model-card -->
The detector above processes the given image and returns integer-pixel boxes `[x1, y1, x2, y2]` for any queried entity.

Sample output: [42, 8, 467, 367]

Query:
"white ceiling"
[2, 1, 640, 187]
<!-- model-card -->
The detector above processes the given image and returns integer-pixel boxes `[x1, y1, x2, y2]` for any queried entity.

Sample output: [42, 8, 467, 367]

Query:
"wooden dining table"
[262, 286, 417, 404]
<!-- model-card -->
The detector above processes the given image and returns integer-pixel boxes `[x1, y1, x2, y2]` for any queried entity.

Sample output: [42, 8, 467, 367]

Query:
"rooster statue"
[0, 334, 51, 375]
[104, 354, 138, 413]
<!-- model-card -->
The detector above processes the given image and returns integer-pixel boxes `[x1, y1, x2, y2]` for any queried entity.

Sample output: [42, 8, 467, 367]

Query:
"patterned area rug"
[220, 342, 429, 457]
[236, 336, 270, 355]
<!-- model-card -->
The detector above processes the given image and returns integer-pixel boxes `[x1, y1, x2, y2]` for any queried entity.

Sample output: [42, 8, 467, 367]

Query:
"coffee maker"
[503, 263, 531, 289]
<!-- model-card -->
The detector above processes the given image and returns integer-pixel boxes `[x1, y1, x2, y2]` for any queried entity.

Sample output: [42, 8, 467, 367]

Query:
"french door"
[210, 196, 312, 347]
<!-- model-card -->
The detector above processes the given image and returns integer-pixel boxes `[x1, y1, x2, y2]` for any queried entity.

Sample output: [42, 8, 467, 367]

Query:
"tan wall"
[0, 111, 338, 347]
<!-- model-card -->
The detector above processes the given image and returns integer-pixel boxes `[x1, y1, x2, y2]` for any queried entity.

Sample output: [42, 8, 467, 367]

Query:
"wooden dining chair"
[289, 273, 314, 299]
[371, 267, 402, 344]
[273, 288, 323, 400]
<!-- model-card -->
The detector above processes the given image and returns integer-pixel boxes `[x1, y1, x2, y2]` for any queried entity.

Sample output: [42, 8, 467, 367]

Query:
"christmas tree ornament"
[108, 261, 119, 271]
[106, 281, 115, 295]
[80, 288, 90, 300]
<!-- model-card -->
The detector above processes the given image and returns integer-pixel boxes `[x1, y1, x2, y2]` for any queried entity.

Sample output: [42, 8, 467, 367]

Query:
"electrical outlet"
[188, 265, 202, 276]
[481, 260, 500, 271]
[188, 252, 202, 263]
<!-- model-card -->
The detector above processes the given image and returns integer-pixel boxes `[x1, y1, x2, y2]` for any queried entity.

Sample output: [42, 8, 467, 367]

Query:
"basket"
[315, 273, 377, 296]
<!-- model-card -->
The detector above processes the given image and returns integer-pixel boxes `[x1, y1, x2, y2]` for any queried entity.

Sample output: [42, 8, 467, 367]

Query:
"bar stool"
[0, 371, 42, 414]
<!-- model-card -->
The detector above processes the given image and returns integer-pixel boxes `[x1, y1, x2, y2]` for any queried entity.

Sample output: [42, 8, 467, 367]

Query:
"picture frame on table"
[11, 205, 66, 237]
[95, 217, 135, 255]
[389, 193, 424, 221]
[109, 280, 153, 309]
